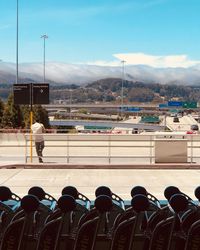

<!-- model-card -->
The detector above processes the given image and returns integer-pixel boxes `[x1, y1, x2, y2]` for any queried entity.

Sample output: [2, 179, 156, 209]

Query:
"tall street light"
[41, 34, 48, 83]
[16, 0, 19, 84]
[69, 89, 72, 119]
[121, 60, 126, 117]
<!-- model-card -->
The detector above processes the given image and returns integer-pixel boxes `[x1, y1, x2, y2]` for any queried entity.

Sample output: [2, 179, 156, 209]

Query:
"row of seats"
[0, 185, 200, 250]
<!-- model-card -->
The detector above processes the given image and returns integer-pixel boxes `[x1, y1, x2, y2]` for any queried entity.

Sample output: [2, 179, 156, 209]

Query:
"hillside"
[1, 78, 200, 103]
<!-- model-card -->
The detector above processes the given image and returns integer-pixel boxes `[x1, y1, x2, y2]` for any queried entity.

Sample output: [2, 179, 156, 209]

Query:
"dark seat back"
[74, 217, 99, 250]
[0, 195, 40, 250]
[149, 216, 175, 250]
[185, 219, 200, 250]
[111, 216, 136, 250]
[74, 195, 113, 250]
[37, 195, 76, 250]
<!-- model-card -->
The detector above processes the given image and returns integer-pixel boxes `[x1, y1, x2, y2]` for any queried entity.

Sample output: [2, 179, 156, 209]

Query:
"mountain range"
[0, 62, 200, 85]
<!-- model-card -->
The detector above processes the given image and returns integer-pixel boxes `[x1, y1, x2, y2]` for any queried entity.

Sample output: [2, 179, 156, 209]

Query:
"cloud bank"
[1, 52, 200, 85]
[113, 53, 200, 68]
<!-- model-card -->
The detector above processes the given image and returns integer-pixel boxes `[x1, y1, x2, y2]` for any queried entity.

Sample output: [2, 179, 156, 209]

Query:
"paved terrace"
[0, 165, 200, 201]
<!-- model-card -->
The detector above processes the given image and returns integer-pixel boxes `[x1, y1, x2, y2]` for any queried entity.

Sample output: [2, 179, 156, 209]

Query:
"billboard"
[32, 84, 49, 104]
[13, 84, 31, 105]
[13, 83, 49, 105]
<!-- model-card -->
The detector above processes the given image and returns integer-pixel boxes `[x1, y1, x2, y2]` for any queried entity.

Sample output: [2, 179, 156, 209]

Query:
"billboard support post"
[13, 83, 49, 164]
[30, 83, 33, 163]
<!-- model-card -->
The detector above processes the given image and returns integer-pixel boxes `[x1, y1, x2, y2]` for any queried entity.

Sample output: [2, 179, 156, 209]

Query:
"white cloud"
[84, 60, 120, 67]
[113, 53, 200, 68]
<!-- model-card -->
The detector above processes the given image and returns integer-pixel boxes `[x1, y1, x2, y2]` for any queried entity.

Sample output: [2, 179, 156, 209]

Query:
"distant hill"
[1, 62, 200, 85]
[1, 77, 200, 103]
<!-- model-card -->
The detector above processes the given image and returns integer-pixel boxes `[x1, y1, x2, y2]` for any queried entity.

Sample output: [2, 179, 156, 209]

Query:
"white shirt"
[31, 122, 45, 142]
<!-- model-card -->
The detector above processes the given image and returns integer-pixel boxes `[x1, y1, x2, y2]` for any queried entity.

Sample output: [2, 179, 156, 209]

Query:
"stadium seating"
[0, 185, 199, 249]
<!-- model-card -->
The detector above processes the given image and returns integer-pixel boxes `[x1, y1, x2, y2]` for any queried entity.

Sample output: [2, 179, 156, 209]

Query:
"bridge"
[49, 119, 165, 131]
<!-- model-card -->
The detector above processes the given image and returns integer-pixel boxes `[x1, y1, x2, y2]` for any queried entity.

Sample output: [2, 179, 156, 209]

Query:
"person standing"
[31, 120, 45, 163]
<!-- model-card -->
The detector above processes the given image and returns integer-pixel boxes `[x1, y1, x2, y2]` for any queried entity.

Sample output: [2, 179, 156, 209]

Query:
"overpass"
[44, 103, 158, 109]
[49, 119, 166, 131]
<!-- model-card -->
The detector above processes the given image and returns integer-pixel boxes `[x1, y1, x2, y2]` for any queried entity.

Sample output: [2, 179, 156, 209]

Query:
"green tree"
[21, 105, 31, 128]
[2, 94, 24, 128]
[33, 105, 50, 128]
[21, 105, 50, 129]
[0, 98, 4, 128]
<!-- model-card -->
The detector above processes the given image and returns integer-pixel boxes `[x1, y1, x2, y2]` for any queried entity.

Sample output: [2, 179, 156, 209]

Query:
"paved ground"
[0, 168, 200, 201]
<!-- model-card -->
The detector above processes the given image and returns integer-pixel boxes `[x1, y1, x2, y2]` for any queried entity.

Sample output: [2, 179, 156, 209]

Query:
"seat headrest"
[28, 186, 45, 201]
[94, 195, 113, 213]
[62, 186, 79, 199]
[131, 194, 149, 213]
[21, 195, 40, 213]
[57, 195, 76, 213]
[95, 186, 112, 198]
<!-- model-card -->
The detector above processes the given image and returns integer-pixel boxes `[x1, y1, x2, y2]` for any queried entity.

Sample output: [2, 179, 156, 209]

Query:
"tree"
[33, 105, 50, 128]
[2, 94, 24, 128]
[0, 98, 4, 128]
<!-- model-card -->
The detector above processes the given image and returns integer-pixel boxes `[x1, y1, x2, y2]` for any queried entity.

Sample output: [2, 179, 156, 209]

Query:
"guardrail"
[0, 133, 200, 164]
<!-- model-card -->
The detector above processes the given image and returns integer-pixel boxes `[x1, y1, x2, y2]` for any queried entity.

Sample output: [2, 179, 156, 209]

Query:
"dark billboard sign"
[13, 84, 31, 104]
[13, 83, 49, 105]
[33, 84, 49, 104]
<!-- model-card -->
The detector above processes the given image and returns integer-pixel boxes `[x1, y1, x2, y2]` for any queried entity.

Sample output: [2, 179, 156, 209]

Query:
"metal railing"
[0, 132, 200, 164]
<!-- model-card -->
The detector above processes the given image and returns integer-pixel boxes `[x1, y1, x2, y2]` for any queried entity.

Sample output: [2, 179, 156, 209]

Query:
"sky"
[0, 0, 200, 67]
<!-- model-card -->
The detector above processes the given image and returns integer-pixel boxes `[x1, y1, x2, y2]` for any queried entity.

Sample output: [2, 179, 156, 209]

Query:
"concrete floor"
[0, 168, 200, 201]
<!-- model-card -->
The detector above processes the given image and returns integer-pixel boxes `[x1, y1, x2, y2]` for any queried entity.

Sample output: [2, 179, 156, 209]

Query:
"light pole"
[41, 34, 48, 83]
[121, 60, 126, 117]
[16, 0, 19, 84]
[69, 89, 72, 119]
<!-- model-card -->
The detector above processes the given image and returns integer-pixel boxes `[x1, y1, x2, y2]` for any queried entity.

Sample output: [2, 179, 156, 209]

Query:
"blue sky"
[0, 0, 200, 67]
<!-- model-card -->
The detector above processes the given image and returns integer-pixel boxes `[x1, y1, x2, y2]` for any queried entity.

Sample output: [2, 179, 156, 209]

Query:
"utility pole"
[41, 35, 48, 83]
[16, 0, 19, 84]
[121, 60, 126, 117]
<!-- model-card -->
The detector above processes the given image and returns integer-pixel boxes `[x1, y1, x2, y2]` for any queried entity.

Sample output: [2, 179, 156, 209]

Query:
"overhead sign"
[33, 84, 49, 104]
[13, 84, 31, 104]
[120, 106, 141, 112]
[182, 101, 197, 109]
[168, 101, 183, 107]
[13, 83, 49, 105]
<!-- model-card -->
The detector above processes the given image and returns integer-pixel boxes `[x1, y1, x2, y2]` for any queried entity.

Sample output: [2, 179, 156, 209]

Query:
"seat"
[149, 194, 188, 250]
[114, 186, 161, 232]
[79, 186, 124, 234]
[184, 218, 200, 250]
[181, 185, 200, 234]
[111, 194, 150, 250]
[0, 195, 40, 250]
[11, 186, 57, 235]
[74, 195, 113, 250]
[0, 186, 21, 239]
[37, 195, 76, 250]
[45, 186, 90, 236]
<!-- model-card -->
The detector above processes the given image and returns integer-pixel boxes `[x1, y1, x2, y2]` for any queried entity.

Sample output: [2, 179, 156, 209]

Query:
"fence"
[0, 132, 200, 164]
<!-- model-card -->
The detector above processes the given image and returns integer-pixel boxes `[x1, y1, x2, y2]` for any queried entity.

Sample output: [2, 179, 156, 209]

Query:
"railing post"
[191, 134, 193, 163]
[67, 134, 69, 163]
[108, 134, 111, 164]
[25, 134, 27, 163]
[150, 135, 153, 164]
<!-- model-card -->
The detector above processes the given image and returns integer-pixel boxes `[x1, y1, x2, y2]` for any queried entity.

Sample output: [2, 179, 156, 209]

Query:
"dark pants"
[35, 141, 45, 163]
